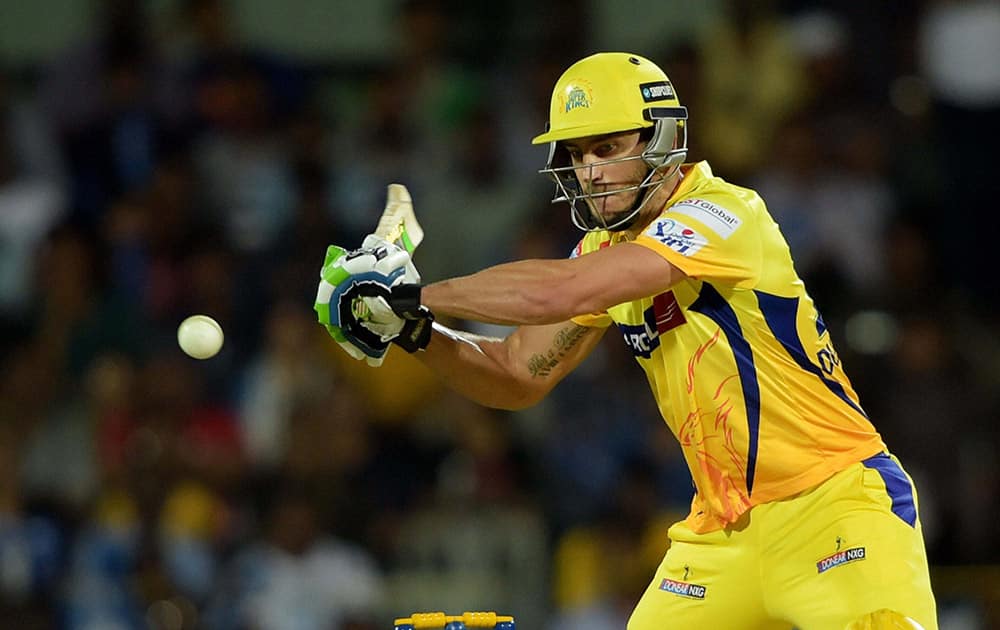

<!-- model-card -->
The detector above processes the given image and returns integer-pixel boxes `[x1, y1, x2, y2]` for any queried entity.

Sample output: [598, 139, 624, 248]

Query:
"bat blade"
[374, 183, 423, 254]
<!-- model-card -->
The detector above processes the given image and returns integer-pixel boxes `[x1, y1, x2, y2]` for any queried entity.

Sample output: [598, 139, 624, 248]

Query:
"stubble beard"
[584, 186, 643, 230]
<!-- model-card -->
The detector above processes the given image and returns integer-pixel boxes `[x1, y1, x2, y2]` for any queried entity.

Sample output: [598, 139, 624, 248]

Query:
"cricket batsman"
[314, 52, 937, 629]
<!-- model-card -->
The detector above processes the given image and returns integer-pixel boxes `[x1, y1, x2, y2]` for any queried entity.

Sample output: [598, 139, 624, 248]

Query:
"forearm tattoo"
[527, 324, 589, 378]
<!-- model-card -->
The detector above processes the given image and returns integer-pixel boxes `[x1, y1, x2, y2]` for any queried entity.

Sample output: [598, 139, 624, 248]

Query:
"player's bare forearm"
[421, 260, 579, 325]
[420, 244, 682, 325]
[415, 321, 606, 410]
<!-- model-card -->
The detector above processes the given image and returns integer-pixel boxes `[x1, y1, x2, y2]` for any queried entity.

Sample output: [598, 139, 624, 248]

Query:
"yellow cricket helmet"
[534, 52, 688, 231]
[532, 52, 685, 145]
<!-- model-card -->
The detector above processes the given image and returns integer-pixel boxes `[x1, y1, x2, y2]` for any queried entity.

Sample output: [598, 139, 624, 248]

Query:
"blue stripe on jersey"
[815, 312, 828, 337]
[862, 453, 918, 527]
[690, 283, 761, 496]
[754, 291, 868, 419]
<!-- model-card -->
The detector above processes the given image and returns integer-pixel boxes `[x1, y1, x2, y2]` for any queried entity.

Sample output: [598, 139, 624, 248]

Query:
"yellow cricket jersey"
[571, 161, 886, 533]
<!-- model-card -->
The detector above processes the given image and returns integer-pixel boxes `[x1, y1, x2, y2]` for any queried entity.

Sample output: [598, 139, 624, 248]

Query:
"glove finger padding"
[361, 235, 421, 284]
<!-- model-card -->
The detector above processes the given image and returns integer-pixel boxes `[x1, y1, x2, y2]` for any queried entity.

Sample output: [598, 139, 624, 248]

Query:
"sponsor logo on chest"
[618, 291, 686, 358]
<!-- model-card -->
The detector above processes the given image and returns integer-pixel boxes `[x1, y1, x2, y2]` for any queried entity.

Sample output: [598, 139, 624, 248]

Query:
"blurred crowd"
[1, 0, 999, 628]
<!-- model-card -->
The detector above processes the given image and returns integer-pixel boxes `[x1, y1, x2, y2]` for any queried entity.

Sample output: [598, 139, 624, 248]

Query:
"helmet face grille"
[539, 109, 689, 232]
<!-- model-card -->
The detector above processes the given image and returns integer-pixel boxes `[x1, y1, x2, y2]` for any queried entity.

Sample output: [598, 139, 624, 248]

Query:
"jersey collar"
[663, 161, 713, 209]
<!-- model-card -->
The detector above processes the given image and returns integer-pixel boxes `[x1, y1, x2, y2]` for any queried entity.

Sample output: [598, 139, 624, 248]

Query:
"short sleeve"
[634, 196, 761, 287]
[571, 312, 614, 328]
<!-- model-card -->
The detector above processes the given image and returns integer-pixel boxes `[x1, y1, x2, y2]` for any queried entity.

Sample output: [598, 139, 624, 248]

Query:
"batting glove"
[350, 235, 434, 353]
[314, 239, 410, 366]
[315, 235, 435, 364]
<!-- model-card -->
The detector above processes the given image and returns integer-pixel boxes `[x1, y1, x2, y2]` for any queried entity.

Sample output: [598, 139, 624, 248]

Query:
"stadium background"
[1, 0, 999, 628]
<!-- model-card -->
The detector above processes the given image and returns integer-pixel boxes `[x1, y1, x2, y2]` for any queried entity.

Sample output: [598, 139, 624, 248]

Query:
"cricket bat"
[373, 184, 423, 255]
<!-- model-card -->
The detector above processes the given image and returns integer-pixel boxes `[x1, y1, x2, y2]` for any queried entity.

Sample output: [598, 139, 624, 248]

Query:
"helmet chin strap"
[571, 165, 669, 232]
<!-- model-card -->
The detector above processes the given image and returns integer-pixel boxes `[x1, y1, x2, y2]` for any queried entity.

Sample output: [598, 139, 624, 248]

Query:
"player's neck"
[623, 169, 684, 240]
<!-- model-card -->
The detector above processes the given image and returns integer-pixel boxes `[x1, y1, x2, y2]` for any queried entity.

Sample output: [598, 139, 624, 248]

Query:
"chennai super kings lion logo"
[561, 81, 593, 112]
